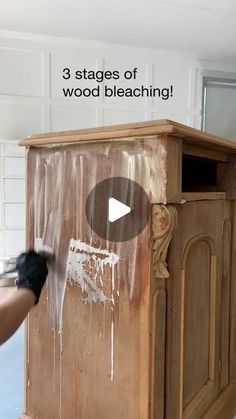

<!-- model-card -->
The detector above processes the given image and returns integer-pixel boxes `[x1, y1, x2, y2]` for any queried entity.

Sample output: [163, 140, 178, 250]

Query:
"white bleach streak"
[66, 239, 119, 304]
[34, 237, 53, 255]
[66, 239, 119, 382]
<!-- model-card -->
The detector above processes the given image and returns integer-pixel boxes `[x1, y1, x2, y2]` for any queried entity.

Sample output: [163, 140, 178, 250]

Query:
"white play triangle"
[108, 197, 131, 222]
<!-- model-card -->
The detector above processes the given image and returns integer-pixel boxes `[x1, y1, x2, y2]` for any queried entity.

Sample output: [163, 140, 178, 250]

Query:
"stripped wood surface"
[182, 143, 228, 162]
[182, 192, 226, 202]
[24, 138, 157, 419]
[20, 119, 236, 152]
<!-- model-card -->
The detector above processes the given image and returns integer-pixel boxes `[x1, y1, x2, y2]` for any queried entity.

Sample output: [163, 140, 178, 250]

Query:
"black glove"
[16, 250, 48, 304]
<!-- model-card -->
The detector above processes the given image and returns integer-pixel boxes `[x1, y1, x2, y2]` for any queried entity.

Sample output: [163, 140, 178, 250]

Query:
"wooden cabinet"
[166, 200, 229, 418]
[20, 120, 236, 419]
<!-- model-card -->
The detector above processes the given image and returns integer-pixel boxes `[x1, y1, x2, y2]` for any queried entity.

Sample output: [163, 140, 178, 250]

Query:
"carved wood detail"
[152, 204, 178, 278]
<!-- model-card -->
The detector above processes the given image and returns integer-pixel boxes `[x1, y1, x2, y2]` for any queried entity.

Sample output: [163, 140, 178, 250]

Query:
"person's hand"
[15, 250, 48, 304]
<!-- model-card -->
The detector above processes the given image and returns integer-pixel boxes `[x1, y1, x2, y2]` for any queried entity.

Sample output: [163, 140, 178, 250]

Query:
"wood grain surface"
[166, 200, 225, 419]
[24, 137, 165, 419]
[20, 119, 236, 153]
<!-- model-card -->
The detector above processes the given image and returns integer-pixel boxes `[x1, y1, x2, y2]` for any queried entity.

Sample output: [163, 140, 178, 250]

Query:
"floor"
[0, 286, 24, 419]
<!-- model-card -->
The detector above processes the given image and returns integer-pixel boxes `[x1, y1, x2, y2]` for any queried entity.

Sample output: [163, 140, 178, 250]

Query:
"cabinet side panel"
[24, 138, 162, 419]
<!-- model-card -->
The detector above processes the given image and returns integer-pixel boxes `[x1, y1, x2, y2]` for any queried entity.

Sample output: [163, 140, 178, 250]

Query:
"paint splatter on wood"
[66, 239, 119, 304]
[66, 239, 119, 381]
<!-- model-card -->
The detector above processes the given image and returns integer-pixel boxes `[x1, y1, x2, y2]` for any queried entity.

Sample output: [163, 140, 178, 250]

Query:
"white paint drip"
[34, 237, 53, 255]
[111, 262, 115, 305]
[66, 239, 119, 304]
[66, 239, 119, 381]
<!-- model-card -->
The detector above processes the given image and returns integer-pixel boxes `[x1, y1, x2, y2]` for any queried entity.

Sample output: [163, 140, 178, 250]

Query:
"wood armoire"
[20, 120, 236, 419]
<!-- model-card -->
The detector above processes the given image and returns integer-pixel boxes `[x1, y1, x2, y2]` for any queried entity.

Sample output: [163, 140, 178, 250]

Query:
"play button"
[108, 198, 131, 222]
[85, 177, 150, 242]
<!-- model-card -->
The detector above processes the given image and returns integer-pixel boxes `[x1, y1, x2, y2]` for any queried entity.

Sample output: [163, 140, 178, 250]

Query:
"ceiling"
[0, 0, 236, 61]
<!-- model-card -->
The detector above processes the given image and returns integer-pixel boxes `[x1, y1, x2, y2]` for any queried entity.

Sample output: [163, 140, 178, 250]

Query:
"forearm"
[0, 288, 35, 345]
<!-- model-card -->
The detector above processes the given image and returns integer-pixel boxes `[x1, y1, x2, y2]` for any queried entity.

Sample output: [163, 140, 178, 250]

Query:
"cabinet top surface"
[20, 119, 236, 153]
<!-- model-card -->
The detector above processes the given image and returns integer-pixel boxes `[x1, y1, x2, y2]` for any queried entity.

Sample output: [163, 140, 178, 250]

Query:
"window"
[202, 75, 236, 141]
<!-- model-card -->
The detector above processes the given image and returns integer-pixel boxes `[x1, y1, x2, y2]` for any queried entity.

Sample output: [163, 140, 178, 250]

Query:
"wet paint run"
[66, 238, 119, 381]
[66, 239, 119, 304]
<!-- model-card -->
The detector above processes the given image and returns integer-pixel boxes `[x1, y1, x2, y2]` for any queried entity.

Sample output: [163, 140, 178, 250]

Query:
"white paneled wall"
[50, 105, 97, 131]
[0, 142, 25, 256]
[0, 102, 43, 140]
[0, 32, 203, 257]
[0, 48, 44, 97]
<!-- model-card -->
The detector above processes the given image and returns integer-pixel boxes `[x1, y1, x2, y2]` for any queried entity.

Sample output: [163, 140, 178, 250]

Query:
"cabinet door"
[165, 200, 228, 419]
